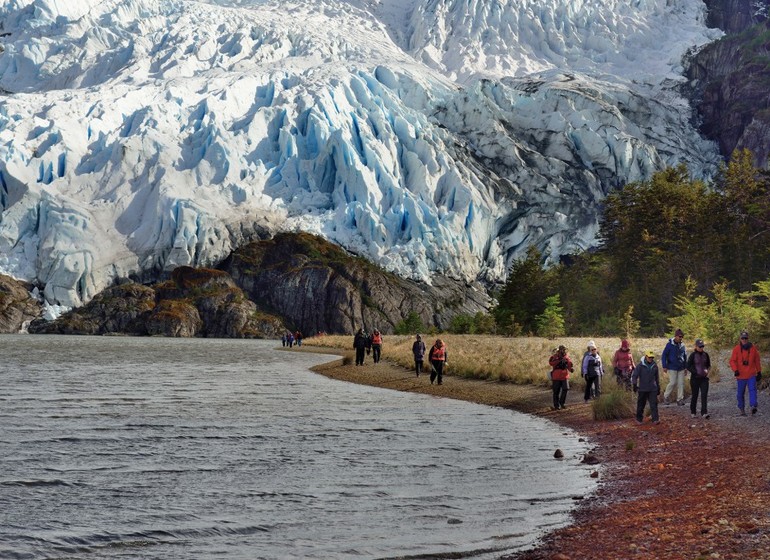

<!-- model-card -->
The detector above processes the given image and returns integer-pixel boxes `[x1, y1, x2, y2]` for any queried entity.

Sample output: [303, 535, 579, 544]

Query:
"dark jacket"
[661, 338, 687, 370]
[631, 358, 660, 393]
[686, 351, 711, 378]
[353, 331, 367, 349]
[412, 340, 426, 360]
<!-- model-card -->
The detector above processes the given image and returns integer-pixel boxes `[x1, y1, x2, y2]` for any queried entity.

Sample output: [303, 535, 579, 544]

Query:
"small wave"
[0, 479, 73, 487]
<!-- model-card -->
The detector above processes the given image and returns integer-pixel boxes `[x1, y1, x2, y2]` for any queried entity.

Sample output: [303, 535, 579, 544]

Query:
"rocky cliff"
[222, 232, 490, 335]
[686, 1, 770, 166]
[0, 274, 41, 333]
[29, 268, 285, 338]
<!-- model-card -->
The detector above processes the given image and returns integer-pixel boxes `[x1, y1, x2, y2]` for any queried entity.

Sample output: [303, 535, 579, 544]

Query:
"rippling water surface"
[0, 336, 595, 559]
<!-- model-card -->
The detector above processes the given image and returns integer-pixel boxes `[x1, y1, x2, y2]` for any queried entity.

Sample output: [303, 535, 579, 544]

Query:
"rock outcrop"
[686, 2, 770, 166]
[222, 232, 490, 335]
[29, 268, 285, 338]
[0, 274, 42, 333]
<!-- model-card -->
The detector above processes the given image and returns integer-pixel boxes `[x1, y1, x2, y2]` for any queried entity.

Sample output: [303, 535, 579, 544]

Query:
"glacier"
[0, 0, 723, 308]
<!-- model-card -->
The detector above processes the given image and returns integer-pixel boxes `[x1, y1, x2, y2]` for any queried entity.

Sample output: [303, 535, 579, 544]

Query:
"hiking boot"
[739, 409, 747, 417]
[690, 413, 697, 418]
[677, 399, 685, 406]
[702, 413, 710, 419]
[663, 399, 671, 406]
[752, 406, 758, 415]
[653, 420, 661, 424]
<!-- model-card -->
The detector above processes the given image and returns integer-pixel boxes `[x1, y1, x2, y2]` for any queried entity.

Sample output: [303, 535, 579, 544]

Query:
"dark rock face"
[30, 268, 285, 338]
[686, 2, 770, 167]
[222, 232, 490, 335]
[29, 282, 156, 335]
[0, 274, 42, 333]
[703, 0, 759, 33]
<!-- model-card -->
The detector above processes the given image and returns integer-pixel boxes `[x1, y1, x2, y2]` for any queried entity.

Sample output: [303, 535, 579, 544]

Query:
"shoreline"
[303, 345, 770, 560]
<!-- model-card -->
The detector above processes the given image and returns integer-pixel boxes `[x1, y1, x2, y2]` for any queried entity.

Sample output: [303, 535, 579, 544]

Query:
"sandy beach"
[303, 345, 770, 560]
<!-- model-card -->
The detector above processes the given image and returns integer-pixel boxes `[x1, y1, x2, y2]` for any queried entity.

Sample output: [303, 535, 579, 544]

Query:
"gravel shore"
[303, 345, 770, 560]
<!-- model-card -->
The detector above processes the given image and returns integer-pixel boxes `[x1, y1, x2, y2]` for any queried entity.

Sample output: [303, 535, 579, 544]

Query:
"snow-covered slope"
[0, 0, 722, 309]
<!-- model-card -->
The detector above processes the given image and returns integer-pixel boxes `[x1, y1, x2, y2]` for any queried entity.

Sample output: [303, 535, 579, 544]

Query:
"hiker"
[412, 334, 426, 376]
[612, 338, 635, 389]
[295, 330, 303, 347]
[281, 333, 287, 347]
[353, 328, 368, 366]
[371, 329, 383, 363]
[687, 339, 711, 419]
[632, 350, 661, 424]
[548, 345, 574, 410]
[364, 330, 372, 356]
[582, 340, 603, 402]
[662, 328, 687, 405]
[729, 330, 762, 416]
[429, 339, 447, 385]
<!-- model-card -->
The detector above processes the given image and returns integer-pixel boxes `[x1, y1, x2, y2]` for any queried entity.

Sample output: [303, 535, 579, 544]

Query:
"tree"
[395, 311, 424, 334]
[619, 305, 641, 338]
[535, 295, 566, 339]
[493, 246, 554, 334]
[598, 164, 719, 327]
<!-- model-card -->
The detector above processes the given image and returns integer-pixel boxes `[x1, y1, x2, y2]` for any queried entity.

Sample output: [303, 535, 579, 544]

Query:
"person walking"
[549, 345, 574, 410]
[612, 338, 635, 389]
[687, 339, 711, 418]
[729, 330, 762, 416]
[582, 340, 603, 402]
[371, 329, 383, 363]
[662, 328, 687, 405]
[412, 334, 426, 376]
[429, 339, 447, 385]
[353, 328, 367, 366]
[632, 350, 661, 424]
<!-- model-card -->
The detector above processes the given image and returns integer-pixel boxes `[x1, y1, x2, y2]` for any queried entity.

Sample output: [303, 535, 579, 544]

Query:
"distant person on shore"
[632, 350, 661, 424]
[281, 333, 287, 347]
[548, 345, 574, 410]
[412, 334, 426, 376]
[612, 338, 635, 389]
[429, 339, 447, 385]
[371, 329, 383, 363]
[687, 339, 711, 419]
[662, 328, 687, 405]
[729, 330, 762, 416]
[353, 328, 368, 366]
[287, 332, 295, 348]
[581, 340, 603, 402]
[364, 330, 372, 357]
[295, 330, 303, 347]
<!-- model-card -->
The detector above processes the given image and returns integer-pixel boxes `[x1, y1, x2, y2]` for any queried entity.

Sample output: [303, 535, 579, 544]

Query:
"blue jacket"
[661, 338, 687, 370]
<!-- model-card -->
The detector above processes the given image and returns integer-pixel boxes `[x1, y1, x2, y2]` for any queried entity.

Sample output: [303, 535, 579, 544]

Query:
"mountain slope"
[0, 0, 723, 310]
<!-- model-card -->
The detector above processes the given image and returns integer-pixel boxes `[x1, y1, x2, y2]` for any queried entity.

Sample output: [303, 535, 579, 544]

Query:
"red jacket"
[730, 343, 762, 380]
[549, 352, 574, 381]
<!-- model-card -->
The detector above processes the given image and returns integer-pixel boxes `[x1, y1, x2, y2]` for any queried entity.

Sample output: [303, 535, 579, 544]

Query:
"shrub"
[592, 380, 635, 420]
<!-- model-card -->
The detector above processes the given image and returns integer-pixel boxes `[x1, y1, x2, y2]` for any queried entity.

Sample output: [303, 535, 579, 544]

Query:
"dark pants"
[552, 379, 569, 409]
[372, 344, 381, 363]
[430, 360, 444, 384]
[636, 391, 659, 422]
[584, 375, 600, 401]
[355, 347, 365, 365]
[690, 376, 709, 415]
[414, 358, 423, 376]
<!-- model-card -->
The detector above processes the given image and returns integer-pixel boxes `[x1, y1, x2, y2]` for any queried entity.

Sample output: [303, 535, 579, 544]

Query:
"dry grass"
[304, 335, 672, 387]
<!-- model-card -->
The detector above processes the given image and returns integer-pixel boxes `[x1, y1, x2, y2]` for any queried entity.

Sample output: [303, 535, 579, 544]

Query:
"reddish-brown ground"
[305, 346, 770, 560]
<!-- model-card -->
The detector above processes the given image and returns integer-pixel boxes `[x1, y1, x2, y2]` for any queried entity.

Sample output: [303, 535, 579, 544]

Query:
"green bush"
[592, 381, 635, 420]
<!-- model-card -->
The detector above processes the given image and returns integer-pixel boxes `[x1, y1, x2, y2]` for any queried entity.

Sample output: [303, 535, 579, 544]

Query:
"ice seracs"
[0, 0, 722, 309]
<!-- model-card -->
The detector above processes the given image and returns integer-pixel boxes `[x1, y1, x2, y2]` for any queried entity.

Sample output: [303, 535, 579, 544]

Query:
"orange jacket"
[549, 352, 574, 381]
[729, 343, 762, 380]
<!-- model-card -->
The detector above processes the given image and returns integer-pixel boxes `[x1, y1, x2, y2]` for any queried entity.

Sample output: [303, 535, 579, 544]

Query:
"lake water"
[0, 336, 595, 559]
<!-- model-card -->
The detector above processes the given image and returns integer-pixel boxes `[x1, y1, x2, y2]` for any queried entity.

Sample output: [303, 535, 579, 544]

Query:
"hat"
[621, 339, 630, 348]
[416, 334, 421, 339]
[587, 340, 597, 349]
[644, 350, 655, 358]
[740, 331, 749, 339]
[695, 339, 705, 347]
[558, 345, 567, 352]
[675, 329, 684, 337]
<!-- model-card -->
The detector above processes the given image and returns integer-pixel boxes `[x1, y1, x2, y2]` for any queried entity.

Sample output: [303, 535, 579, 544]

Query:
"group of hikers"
[352, 329, 448, 385]
[548, 329, 763, 423]
[281, 330, 303, 347]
